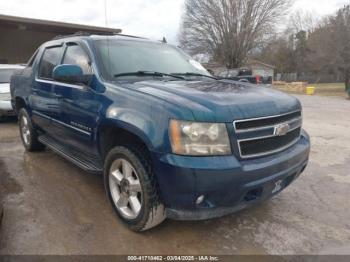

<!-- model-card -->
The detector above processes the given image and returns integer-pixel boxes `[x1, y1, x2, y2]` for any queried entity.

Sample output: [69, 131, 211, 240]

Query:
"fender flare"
[96, 117, 156, 152]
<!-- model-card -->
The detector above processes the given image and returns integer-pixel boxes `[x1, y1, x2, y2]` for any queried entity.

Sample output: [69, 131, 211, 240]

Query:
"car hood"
[0, 83, 10, 94]
[119, 80, 301, 122]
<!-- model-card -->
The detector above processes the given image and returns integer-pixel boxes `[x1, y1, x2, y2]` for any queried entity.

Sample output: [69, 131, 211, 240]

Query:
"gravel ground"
[0, 95, 349, 255]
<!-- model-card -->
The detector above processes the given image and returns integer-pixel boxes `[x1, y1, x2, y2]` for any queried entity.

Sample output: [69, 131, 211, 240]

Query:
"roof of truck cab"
[44, 33, 161, 45]
[90, 34, 153, 41]
[44, 33, 161, 46]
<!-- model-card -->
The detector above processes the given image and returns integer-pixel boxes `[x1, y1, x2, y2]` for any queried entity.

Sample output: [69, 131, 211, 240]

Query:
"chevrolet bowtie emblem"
[274, 123, 290, 136]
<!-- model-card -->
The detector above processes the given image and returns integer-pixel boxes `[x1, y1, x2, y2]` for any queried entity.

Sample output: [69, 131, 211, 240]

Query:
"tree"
[294, 30, 309, 74]
[289, 10, 318, 34]
[307, 5, 350, 91]
[332, 5, 350, 92]
[253, 11, 316, 77]
[179, 0, 292, 68]
[254, 34, 296, 73]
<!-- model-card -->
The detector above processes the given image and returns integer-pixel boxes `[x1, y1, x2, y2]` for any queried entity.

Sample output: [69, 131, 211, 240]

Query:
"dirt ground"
[0, 95, 349, 255]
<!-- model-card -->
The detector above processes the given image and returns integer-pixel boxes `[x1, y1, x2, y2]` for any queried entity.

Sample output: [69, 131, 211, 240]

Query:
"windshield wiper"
[113, 71, 185, 80]
[172, 72, 218, 80]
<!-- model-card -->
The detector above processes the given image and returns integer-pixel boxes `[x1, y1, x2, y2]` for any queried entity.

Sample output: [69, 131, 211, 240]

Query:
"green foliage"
[295, 30, 307, 51]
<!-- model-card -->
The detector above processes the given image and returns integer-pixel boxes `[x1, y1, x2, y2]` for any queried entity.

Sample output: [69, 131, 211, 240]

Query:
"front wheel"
[104, 145, 165, 232]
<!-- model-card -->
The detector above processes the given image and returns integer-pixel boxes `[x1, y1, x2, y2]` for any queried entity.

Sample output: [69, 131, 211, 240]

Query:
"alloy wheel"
[20, 115, 31, 146]
[109, 158, 143, 219]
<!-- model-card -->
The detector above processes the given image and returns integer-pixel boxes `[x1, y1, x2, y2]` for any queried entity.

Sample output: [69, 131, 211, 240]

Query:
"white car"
[0, 64, 25, 119]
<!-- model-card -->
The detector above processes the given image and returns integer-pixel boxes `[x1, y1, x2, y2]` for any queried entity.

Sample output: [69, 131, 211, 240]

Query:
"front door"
[51, 42, 102, 156]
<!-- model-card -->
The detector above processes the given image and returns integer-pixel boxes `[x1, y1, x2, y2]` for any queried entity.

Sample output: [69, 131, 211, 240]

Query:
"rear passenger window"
[63, 44, 91, 74]
[38, 46, 63, 79]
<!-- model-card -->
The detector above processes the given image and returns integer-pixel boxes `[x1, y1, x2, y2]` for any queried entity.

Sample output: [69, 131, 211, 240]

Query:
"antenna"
[105, 0, 112, 77]
[104, 0, 108, 27]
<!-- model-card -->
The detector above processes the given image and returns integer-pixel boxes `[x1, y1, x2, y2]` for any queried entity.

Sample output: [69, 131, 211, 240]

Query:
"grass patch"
[311, 83, 346, 97]
[273, 82, 348, 97]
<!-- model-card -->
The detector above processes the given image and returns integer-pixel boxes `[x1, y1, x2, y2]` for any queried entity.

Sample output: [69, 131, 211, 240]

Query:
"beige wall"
[252, 68, 274, 77]
[0, 26, 56, 64]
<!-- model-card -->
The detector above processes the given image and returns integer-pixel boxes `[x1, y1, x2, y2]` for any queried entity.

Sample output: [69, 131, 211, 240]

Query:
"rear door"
[31, 45, 64, 135]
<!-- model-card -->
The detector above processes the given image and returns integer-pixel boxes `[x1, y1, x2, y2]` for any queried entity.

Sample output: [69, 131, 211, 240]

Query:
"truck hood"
[0, 83, 10, 93]
[119, 80, 301, 122]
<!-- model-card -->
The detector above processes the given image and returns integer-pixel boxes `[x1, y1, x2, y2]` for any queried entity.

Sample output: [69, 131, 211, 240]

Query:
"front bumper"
[153, 131, 310, 220]
[0, 101, 16, 117]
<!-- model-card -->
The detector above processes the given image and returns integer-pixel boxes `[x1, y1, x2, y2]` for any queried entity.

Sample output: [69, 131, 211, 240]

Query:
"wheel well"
[15, 97, 26, 112]
[98, 123, 151, 161]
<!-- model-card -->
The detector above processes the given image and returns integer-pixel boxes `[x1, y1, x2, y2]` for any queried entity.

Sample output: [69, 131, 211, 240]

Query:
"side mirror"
[52, 64, 91, 85]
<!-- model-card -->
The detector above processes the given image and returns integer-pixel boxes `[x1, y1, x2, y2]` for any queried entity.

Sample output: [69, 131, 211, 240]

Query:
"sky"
[0, 0, 349, 44]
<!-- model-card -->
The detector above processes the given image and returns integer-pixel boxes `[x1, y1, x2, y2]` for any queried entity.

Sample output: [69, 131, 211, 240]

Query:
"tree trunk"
[0, 204, 3, 226]
[0, 195, 3, 226]
[345, 69, 350, 95]
[227, 57, 242, 69]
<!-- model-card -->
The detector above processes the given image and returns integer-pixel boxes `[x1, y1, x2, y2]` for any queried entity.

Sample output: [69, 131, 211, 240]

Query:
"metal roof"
[246, 60, 276, 69]
[0, 14, 122, 34]
[0, 64, 25, 69]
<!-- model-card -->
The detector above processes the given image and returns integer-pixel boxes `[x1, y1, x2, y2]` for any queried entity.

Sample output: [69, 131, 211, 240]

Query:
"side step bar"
[38, 135, 103, 174]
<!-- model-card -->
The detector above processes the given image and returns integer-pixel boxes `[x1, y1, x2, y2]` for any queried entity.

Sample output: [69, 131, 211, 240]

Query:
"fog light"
[196, 195, 205, 205]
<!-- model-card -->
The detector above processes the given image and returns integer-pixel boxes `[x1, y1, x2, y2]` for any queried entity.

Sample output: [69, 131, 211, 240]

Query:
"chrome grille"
[233, 111, 302, 159]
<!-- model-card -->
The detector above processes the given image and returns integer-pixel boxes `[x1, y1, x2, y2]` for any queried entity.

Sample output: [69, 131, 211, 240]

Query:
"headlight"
[169, 120, 231, 156]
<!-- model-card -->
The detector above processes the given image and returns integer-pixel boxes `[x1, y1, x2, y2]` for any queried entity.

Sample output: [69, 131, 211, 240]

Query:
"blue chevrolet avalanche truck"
[10, 33, 310, 231]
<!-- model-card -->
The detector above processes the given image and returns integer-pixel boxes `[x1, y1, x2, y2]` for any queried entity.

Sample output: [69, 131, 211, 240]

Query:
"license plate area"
[272, 179, 284, 193]
[271, 173, 297, 194]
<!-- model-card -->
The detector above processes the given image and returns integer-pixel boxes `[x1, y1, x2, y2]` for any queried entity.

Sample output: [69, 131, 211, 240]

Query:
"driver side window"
[63, 44, 92, 75]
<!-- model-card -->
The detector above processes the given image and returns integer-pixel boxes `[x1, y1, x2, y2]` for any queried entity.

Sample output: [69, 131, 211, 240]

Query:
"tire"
[18, 108, 45, 152]
[104, 145, 165, 232]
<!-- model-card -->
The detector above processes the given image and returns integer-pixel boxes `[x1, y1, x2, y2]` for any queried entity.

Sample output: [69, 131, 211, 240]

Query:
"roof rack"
[52, 31, 119, 40]
[115, 33, 147, 40]
[52, 31, 146, 41]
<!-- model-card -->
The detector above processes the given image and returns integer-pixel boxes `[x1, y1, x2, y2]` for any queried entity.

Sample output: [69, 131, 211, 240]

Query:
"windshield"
[93, 39, 210, 80]
[0, 69, 17, 83]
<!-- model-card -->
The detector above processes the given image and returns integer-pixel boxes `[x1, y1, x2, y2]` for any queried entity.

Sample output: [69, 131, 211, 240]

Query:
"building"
[245, 60, 275, 78]
[0, 14, 121, 64]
